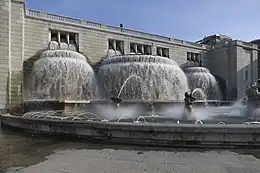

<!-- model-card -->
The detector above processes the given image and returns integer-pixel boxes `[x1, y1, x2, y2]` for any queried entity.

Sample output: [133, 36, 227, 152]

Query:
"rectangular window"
[162, 48, 169, 58]
[130, 43, 136, 53]
[144, 45, 152, 55]
[157, 47, 169, 57]
[116, 40, 124, 54]
[137, 44, 143, 54]
[60, 32, 67, 43]
[51, 30, 58, 41]
[69, 33, 76, 44]
[157, 47, 162, 56]
[49, 29, 79, 51]
[187, 52, 201, 63]
[108, 39, 124, 54]
[108, 39, 114, 50]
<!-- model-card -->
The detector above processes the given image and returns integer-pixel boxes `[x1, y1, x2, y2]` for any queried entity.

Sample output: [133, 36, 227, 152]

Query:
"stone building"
[0, 0, 258, 108]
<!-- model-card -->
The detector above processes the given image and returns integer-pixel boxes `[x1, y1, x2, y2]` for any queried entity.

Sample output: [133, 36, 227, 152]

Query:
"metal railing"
[26, 9, 206, 49]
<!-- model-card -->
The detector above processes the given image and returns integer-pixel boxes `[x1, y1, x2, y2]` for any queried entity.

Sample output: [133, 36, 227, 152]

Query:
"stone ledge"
[1, 114, 260, 148]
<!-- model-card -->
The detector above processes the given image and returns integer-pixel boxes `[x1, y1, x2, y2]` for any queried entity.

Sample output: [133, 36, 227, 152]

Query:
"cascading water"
[97, 54, 189, 101]
[183, 67, 221, 100]
[28, 49, 98, 100]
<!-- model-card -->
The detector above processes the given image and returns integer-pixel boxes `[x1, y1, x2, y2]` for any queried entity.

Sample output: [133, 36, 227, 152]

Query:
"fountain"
[245, 81, 260, 120]
[2, 52, 260, 148]
[97, 54, 189, 101]
[183, 67, 221, 100]
[28, 49, 98, 100]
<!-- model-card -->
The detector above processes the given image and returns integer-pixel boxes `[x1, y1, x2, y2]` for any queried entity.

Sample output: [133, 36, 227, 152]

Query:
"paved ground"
[1, 128, 260, 173]
[4, 149, 260, 173]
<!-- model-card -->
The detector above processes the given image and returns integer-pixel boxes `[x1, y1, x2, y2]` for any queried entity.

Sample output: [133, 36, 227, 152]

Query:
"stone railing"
[25, 9, 207, 49]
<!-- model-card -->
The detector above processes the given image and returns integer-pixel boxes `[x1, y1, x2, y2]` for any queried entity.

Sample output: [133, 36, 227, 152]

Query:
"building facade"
[0, 0, 258, 108]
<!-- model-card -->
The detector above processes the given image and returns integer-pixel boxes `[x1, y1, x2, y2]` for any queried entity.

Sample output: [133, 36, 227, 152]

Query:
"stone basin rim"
[1, 113, 260, 130]
[2, 114, 260, 148]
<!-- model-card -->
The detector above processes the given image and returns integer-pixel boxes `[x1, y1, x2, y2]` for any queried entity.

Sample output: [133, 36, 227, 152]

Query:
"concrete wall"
[23, 11, 207, 64]
[203, 41, 258, 100]
[236, 41, 258, 99]
[0, 0, 10, 109]
[10, 0, 24, 107]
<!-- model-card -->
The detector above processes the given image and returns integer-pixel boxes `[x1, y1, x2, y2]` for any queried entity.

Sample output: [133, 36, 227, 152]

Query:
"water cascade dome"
[97, 54, 189, 101]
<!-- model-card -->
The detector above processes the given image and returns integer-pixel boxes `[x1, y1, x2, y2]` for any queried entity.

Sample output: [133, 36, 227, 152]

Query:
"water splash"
[184, 67, 221, 100]
[28, 50, 98, 100]
[117, 114, 135, 123]
[192, 88, 207, 101]
[98, 54, 189, 101]
[117, 74, 144, 98]
[135, 116, 147, 123]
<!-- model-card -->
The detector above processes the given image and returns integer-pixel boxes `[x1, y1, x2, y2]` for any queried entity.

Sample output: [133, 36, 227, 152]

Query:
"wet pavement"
[1, 127, 260, 173]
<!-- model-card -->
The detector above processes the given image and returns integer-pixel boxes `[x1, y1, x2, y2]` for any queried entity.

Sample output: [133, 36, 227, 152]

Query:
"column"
[66, 33, 70, 44]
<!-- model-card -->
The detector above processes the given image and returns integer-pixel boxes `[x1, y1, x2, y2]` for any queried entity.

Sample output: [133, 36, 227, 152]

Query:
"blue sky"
[26, 0, 260, 42]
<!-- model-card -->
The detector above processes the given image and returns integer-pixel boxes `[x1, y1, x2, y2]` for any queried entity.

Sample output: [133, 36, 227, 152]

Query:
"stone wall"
[203, 41, 258, 100]
[9, 0, 24, 107]
[0, 0, 10, 109]
[23, 10, 207, 64]
[236, 41, 258, 99]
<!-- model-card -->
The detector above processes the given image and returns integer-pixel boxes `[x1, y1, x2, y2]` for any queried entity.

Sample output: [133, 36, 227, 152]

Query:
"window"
[137, 44, 143, 54]
[144, 45, 152, 55]
[157, 47, 169, 58]
[108, 39, 114, 50]
[49, 29, 79, 51]
[107, 39, 124, 54]
[162, 48, 169, 57]
[187, 52, 201, 64]
[60, 32, 67, 43]
[69, 33, 76, 45]
[116, 40, 124, 53]
[157, 47, 162, 56]
[130, 43, 136, 53]
[129, 43, 151, 55]
[51, 31, 58, 41]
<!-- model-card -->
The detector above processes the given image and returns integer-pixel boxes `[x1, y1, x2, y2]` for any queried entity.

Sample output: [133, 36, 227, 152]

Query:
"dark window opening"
[162, 48, 169, 58]
[191, 54, 195, 61]
[69, 33, 76, 45]
[137, 44, 143, 54]
[187, 52, 191, 61]
[51, 31, 58, 41]
[108, 39, 114, 50]
[116, 40, 124, 54]
[130, 43, 135, 53]
[157, 47, 162, 56]
[144, 45, 151, 55]
[60, 33, 67, 43]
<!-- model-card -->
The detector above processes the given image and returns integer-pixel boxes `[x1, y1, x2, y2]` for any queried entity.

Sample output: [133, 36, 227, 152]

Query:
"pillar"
[0, 0, 11, 109]
[9, 0, 25, 107]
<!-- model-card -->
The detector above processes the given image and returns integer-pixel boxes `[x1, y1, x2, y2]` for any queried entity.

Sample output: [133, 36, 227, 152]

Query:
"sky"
[26, 0, 260, 42]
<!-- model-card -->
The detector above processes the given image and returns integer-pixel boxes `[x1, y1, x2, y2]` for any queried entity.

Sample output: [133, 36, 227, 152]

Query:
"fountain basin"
[10, 100, 235, 117]
[1, 113, 260, 148]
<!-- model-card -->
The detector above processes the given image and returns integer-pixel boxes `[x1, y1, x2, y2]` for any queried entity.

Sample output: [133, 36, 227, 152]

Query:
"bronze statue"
[183, 92, 196, 120]
[110, 96, 123, 107]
